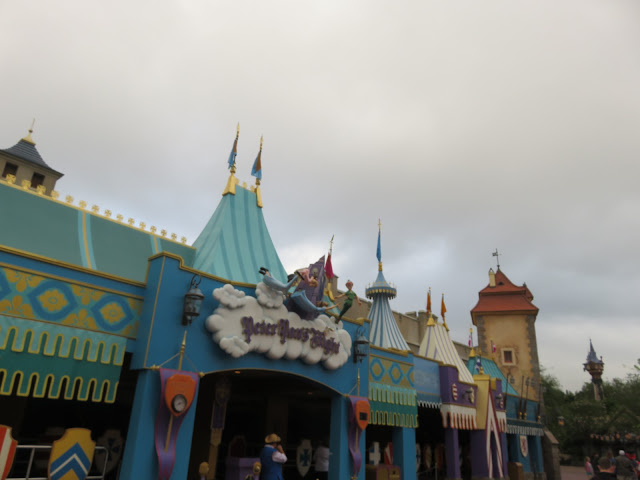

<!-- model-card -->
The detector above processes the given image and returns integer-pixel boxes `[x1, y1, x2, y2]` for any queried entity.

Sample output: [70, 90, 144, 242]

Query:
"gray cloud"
[2, 0, 639, 392]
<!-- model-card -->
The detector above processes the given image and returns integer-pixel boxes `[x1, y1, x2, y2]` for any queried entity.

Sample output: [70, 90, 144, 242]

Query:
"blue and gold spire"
[365, 221, 409, 351]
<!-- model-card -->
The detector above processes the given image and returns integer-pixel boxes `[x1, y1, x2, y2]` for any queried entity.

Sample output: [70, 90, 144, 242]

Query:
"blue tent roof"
[465, 355, 519, 396]
[192, 185, 288, 284]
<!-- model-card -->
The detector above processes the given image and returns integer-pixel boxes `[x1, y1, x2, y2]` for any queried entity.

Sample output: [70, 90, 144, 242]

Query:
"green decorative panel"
[0, 315, 125, 402]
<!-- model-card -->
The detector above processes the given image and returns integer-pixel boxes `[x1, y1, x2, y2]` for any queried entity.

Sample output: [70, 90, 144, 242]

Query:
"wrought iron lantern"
[182, 275, 204, 326]
[353, 330, 369, 364]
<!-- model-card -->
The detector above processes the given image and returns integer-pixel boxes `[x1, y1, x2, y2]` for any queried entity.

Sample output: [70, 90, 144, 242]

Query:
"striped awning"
[440, 404, 478, 430]
[0, 315, 125, 402]
[506, 419, 544, 436]
[369, 382, 418, 428]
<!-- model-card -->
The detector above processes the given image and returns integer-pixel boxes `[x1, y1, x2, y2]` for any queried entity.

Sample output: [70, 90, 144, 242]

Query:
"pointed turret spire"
[366, 222, 409, 351]
[223, 124, 240, 197]
[22, 119, 36, 144]
[584, 339, 605, 401]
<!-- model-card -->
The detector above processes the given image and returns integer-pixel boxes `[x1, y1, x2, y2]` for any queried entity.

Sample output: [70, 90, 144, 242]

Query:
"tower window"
[2, 163, 18, 178]
[31, 172, 45, 189]
[502, 348, 515, 366]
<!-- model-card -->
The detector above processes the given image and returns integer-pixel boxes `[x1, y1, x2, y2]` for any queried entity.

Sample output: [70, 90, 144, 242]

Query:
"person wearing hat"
[614, 450, 635, 480]
[260, 433, 287, 480]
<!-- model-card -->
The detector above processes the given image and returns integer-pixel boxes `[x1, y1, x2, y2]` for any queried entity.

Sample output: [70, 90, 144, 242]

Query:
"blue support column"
[331, 394, 363, 480]
[392, 427, 417, 480]
[120, 369, 199, 480]
[444, 428, 461, 480]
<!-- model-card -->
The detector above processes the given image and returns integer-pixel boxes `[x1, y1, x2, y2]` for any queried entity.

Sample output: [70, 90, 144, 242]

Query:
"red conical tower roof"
[471, 268, 539, 319]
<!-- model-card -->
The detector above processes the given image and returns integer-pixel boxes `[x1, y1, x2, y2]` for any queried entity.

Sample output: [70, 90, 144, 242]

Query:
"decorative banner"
[155, 368, 200, 480]
[207, 377, 231, 480]
[1, 426, 18, 480]
[94, 429, 123, 474]
[296, 439, 312, 477]
[348, 397, 370, 477]
[48, 428, 95, 480]
[415, 444, 421, 472]
[384, 443, 393, 465]
[451, 384, 458, 401]
[368, 442, 381, 466]
[520, 436, 528, 458]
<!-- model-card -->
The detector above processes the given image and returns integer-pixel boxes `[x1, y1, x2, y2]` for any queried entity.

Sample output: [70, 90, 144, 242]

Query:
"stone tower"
[583, 340, 604, 401]
[471, 268, 541, 402]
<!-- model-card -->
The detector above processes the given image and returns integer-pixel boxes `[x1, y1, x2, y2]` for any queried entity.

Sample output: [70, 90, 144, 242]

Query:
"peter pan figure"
[334, 280, 362, 321]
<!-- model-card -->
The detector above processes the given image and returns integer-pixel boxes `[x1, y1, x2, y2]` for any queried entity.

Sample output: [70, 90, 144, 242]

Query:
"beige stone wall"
[476, 313, 541, 400]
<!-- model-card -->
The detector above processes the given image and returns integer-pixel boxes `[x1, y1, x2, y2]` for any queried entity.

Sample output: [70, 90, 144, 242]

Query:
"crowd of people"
[586, 450, 640, 480]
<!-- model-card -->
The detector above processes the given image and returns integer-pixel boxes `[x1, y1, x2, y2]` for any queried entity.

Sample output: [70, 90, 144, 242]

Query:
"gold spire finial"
[22, 119, 36, 144]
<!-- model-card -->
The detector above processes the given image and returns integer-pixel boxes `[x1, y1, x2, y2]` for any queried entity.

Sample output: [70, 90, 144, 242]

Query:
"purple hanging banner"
[154, 368, 200, 480]
[348, 396, 371, 478]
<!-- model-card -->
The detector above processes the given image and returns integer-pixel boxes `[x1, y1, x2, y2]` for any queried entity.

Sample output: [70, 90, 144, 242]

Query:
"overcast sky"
[2, 1, 639, 393]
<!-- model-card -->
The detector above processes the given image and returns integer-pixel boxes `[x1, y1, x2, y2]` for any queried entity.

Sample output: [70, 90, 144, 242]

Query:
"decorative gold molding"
[0, 245, 146, 288]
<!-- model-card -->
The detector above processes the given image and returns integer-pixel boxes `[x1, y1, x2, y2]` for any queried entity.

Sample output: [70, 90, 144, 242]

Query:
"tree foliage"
[541, 362, 640, 462]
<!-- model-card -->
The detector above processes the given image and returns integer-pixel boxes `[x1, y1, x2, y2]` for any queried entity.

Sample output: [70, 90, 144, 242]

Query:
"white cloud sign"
[205, 282, 352, 370]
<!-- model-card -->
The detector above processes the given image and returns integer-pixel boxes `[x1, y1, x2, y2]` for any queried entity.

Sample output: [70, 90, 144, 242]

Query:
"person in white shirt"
[313, 439, 330, 480]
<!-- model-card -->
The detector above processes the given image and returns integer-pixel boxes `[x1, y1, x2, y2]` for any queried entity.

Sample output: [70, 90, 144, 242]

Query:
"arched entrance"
[188, 370, 335, 480]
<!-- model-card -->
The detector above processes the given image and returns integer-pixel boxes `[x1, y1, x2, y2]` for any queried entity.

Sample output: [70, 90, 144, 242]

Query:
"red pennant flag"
[325, 253, 334, 280]
[491, 340, 497, 353]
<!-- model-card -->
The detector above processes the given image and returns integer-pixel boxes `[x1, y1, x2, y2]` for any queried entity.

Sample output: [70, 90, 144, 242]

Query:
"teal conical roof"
[192, 185, 288, 284]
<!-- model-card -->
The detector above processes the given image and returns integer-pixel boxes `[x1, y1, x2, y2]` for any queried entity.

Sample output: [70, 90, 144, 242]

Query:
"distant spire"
[376, 219, 382, 271]
[22, 119, 36, 144]
[426, 287, 431, 314]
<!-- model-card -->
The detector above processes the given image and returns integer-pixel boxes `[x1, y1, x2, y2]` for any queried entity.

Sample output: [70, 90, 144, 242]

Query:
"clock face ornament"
[171, 394, 187, 414]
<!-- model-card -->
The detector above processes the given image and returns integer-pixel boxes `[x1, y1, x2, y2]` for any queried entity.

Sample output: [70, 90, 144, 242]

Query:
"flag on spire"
[325, 236, 334, 280]
[426, 288, 431, 314]
[376, 224, 382, 263]
[441, 294, 447, 320]
[468, 327, 473, 347]
[228, 124, 239, 169]
[491, 340, 497, 353]
[251, 136, 263, 180]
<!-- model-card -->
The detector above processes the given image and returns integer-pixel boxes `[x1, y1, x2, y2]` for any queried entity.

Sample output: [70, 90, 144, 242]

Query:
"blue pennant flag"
[376, 230, 382, 263]
[251, 146, 262, 180]
[228, 130, 238, 169]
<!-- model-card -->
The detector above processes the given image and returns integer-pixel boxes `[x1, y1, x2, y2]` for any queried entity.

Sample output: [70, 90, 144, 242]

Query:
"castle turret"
[583, 340, 604, 401]
[365, 224, 410, 351]
[1, 124, 63, 195]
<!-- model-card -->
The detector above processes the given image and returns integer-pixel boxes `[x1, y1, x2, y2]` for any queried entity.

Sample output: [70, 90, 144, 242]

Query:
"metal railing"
[8, 445, 109, 480]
